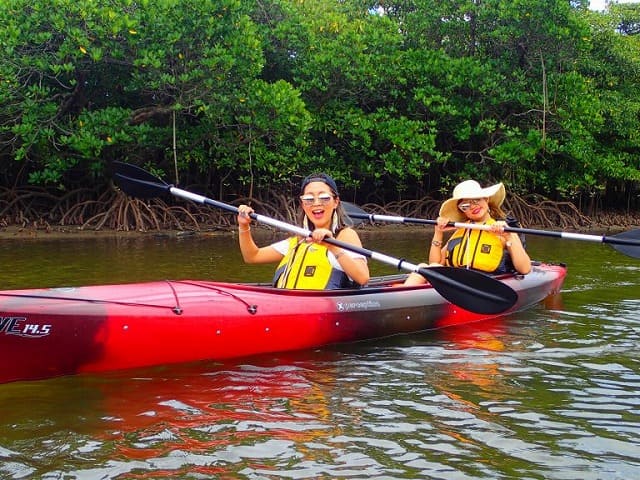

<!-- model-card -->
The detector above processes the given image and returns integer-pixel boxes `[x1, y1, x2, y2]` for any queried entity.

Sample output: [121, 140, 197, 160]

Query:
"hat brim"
[439, 183, 505, 222]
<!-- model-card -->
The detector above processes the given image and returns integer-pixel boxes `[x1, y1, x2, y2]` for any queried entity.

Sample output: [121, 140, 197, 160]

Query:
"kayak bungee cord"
[0, 291, 182, 313]
[174, 280, 258, 314]
[0, 280, 259, 316]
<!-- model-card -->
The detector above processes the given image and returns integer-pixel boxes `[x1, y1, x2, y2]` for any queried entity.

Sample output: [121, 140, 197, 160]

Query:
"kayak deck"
[0, 263, 566, 384]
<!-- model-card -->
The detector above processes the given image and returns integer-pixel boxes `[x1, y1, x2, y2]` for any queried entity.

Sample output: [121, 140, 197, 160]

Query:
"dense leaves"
[0, 0, 638, 220]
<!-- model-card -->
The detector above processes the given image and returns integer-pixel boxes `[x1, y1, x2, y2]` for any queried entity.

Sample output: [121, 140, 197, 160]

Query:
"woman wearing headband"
[404, 180, 531, 286]
[237, 173, 369, 289]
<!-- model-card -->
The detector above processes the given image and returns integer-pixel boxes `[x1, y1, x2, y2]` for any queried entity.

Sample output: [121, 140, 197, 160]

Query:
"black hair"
[300, 173, 339, 196]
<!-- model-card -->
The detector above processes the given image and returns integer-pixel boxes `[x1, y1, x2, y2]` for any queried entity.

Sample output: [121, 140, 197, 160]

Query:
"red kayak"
[0, 263, 566, 384]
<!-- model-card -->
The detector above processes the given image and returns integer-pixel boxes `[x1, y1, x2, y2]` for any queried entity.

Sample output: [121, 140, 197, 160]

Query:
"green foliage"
[214, 78, 313, 189]
[0, 0, 638, 212]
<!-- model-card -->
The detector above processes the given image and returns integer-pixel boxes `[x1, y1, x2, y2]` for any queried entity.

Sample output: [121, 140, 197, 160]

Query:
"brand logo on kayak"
[1, 317, 51, 338]
[336, 300, 381, 312]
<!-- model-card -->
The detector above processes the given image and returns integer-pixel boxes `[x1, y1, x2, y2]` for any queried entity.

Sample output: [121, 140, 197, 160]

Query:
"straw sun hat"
[439, 180, 506, 222]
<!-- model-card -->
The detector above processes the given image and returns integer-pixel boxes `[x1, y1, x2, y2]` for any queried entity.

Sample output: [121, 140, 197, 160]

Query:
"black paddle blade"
[418, 266, 518, 314]
[609, 230, 640, 259]
[342, 202, 369, 226]
[113, 162, 171, 199]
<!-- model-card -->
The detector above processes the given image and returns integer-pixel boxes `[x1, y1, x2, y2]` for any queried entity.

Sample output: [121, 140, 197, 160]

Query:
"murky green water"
[0, 228, 638, 479]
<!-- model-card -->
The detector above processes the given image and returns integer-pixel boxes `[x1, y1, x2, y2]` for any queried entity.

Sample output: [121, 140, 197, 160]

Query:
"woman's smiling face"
[300, 181, 338, 228]
[458, 197, 489, 221]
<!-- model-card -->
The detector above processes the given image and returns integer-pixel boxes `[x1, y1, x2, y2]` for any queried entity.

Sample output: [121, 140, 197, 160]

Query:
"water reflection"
[1, 351, 343, 478]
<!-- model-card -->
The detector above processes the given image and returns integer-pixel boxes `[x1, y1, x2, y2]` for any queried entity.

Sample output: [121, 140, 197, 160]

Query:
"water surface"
[0, 229, 638, 479]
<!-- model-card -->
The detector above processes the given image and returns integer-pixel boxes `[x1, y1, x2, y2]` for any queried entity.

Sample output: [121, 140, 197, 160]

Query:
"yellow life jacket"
[273, 237, 351, 290]
[445, 219, 509, 274]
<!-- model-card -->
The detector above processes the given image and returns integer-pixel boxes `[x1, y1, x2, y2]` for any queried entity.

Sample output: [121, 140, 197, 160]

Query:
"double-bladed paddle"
[113, 162, 518, 315]
[344, 202, 640, 260]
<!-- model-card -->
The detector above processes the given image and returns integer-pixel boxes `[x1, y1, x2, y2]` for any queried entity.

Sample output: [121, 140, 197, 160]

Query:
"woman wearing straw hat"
[404, 180, 531, 286]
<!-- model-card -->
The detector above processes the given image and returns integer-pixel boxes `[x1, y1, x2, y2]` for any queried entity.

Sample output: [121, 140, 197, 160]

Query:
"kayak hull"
[0, 263, 566, 384]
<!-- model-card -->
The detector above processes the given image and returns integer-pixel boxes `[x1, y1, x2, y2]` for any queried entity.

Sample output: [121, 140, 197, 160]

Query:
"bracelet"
[431, 240, 442, 247]
[239, 226, 251, 233]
